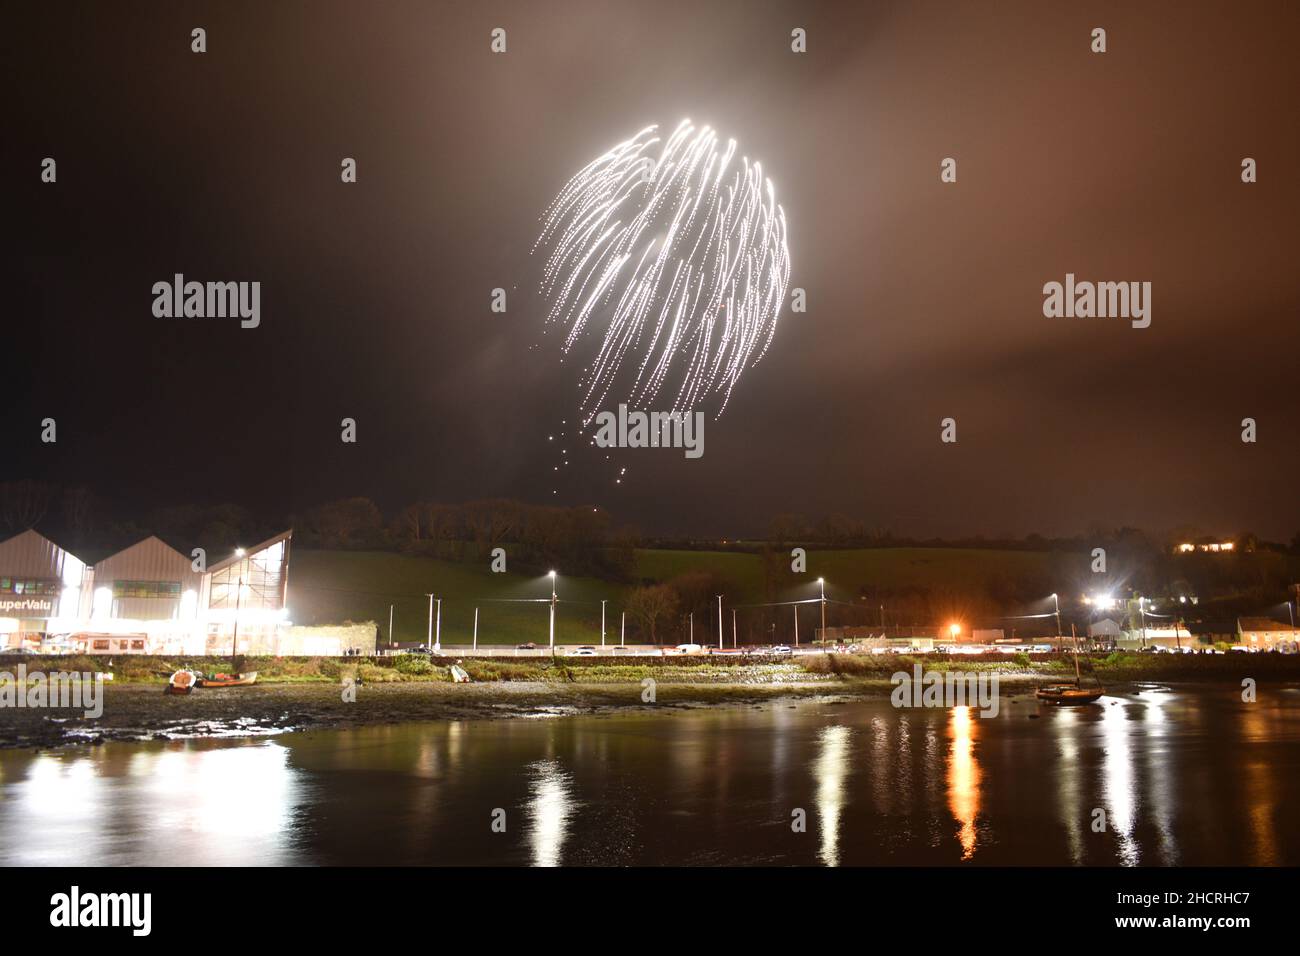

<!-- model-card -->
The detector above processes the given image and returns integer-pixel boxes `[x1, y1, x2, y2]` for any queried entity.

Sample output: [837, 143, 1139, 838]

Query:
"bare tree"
[0, 480, 53, 532]
[62, 486, 94, 542]
[626, 584, 679, 645]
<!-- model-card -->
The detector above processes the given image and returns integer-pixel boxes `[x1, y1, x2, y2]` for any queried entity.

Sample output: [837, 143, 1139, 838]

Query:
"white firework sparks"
[535, 120, 791, 425]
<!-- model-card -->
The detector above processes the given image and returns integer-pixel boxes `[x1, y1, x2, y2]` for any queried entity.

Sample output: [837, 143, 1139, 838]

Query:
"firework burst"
[534, 120, 791, 426]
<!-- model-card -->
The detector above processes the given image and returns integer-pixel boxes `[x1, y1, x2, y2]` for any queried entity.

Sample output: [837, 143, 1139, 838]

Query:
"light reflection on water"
[526, 758, 574, 867]
[1, 686, 1297, 866]
[946, 706, 980, 861]
[813, 725, 851, 866]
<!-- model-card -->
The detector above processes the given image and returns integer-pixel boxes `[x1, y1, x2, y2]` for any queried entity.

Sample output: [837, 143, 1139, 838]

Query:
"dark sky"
[8, 1, 1300, 539]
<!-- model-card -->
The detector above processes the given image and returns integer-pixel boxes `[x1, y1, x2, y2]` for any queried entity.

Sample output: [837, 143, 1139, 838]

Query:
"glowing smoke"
[535, 120, 791, 426]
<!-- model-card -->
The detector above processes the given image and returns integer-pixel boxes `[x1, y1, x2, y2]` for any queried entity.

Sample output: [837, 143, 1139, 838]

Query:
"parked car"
[770, 644, 793, 656]
[516, 642, 537, 650]
[572, 647, 597, 657]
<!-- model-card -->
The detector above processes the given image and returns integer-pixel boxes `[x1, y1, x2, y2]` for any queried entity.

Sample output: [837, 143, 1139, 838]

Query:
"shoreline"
[1, 666, 1291, 750]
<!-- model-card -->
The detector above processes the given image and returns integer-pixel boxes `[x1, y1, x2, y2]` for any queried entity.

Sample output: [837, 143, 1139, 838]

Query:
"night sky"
[8, 1, 1300, 539]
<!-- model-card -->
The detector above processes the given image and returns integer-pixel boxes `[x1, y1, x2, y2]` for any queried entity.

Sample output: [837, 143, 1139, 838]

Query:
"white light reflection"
[1101, 701, 1139, 865]
[526, 758, 575, 867]
[1055, 708, 1085, 864]
[813, 725, 851, 867]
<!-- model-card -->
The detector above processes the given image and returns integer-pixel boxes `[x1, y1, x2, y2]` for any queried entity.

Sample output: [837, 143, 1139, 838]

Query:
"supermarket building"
[0, 528, 294, 655]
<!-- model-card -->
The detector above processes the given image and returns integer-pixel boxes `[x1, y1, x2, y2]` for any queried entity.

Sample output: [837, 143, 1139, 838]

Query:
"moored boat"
[1035, 624, 1104, 705]
[1035, 683, 1104, 705]
[196, 671, 258, 688]
[166, 669, 198, 695]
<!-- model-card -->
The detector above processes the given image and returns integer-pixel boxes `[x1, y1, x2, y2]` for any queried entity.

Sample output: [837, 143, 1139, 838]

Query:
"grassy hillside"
[289, 547, 1083, 645]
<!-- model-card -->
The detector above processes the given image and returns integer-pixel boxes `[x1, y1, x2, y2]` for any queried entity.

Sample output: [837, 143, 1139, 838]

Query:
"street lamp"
[817, 577, 827, 644]
[716, 595, 723, 650]
[1050, 593, 1062, 651]
[601, 599, 607, 647]
[424, 593, 441, 653]
[548, 571, 557, 649]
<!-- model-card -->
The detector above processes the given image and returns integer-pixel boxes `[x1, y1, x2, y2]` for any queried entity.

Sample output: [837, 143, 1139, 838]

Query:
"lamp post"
[1051, 592, 1062, 652]
[388, 604, 394, 647]
[473, 607, 479, 650]
[716, 595, 723, 650]
[793, 604, 799, 646]
[229, 547, 246, 669]
[231, 572, 244, 667]
[434, 597, 441, 653]
[425, 593, 433, 653]
[818, 577, 827, 645]
[732, 608, 738, 648]
[620, 610, 625, 646]
[548, 571, 557, 650]
[601, 599, 607, 647]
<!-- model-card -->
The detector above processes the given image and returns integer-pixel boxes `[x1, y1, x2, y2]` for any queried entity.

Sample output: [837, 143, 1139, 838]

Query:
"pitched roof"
[1238, 617, 1298, 632]
[207, 529, 292, 574]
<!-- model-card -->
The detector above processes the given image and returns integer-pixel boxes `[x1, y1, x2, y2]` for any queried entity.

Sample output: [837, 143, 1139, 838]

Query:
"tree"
[626, 584, 678, 645]
[61, 486, 94, 543]
[0, 480, 53, 532]
[302, 497, 382, 548]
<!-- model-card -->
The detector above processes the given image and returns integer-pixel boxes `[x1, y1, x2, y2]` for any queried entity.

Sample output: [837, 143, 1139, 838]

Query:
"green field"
[289, 547, 1087, 645]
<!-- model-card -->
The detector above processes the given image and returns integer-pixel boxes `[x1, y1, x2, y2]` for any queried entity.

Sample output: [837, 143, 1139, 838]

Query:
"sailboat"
[1036, 624, 1104, 705]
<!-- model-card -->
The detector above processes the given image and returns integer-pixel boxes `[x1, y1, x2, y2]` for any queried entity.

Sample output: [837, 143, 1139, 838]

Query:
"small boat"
[1035, 683, 1104, 705]
[196, 671, 258, 688]
[1036, 624, 1104, 706]
[449, 662, 471, 683]
[166, 669, 198, 695]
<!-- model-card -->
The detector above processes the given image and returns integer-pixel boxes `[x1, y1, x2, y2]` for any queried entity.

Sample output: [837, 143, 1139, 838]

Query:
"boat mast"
[1071, 623, 1081, 685]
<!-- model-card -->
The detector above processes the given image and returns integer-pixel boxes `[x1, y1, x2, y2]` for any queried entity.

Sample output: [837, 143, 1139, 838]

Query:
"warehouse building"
[0, 528, 314, 655]
[78, 535, 207, 655]
[202, 530, 292, 655]
[0, 529, 86, 649]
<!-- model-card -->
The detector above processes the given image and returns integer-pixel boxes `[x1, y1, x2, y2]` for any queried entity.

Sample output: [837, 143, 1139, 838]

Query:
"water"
[2, 685, 1298, 866]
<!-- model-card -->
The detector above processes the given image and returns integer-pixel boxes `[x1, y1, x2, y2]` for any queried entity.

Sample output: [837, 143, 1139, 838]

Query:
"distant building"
[0, 528, 301, 655]
[1237, 617, 1300, 650]
[1088, 618, 1123, 642]
[79, 535, 207, 655]
[1174, 539, 1236, 554]
[0, 530, 86, 647]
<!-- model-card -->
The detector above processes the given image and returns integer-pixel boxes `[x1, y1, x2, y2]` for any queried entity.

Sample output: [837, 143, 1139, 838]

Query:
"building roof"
[207, 530, 293, 574]
[1238, 617, 1298, 632]
[0, 529, 84, 578]
[93, 535, 204, 585]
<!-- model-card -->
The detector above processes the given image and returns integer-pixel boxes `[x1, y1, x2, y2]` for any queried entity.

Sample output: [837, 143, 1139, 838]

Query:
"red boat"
[196, 671, 258, 688]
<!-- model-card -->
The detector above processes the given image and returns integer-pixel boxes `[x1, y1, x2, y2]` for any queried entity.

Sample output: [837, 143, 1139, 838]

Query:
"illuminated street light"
[817, 577, 827, 644]
[1050, 593, 1062, 650]
[548, 571, 558, 649]
[949, 622, 961, 639]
